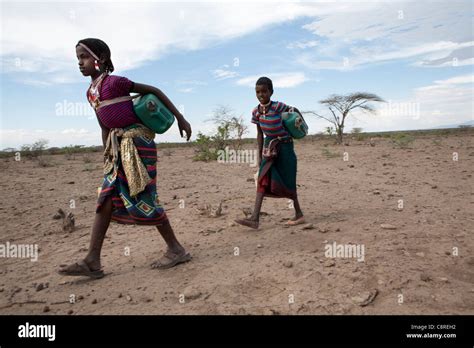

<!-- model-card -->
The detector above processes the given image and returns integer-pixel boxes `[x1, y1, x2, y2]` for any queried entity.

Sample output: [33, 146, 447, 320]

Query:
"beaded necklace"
[87, 73, 107, 110]
[259, 100, 272, 119]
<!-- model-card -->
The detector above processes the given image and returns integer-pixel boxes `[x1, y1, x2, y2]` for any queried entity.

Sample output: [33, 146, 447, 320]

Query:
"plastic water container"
[133, 94, 175, 134]
[281, 112, 308, 139]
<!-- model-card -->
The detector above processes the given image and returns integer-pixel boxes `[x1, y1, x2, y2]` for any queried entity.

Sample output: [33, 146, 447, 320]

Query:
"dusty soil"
[0, 131, 473, 315]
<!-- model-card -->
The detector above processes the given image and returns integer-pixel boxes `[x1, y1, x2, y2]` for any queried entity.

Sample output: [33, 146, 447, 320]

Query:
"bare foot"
[286, 216, 305, 225]
[235, 219, 259, 229]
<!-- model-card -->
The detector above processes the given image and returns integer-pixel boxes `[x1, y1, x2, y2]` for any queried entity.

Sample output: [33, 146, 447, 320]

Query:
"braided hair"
[256, 76, 273, 93]
[76, 38, 115, 73]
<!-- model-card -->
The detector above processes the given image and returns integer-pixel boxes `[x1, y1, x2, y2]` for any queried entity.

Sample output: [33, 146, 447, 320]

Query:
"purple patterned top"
[87, 75, 141, 129]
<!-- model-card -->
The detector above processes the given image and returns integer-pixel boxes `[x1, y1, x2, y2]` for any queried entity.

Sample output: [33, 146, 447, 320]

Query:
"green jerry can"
[281, 112, 308, 139]
[133, 94, 175, 134]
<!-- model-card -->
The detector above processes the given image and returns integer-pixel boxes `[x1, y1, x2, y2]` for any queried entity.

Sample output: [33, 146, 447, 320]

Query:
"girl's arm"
[100, 127, 109, 163]
[257, 124, 264, 167]
[131, 83, 192, 141]
[101, 127, 109, 148]
[94, 110, 109, 151]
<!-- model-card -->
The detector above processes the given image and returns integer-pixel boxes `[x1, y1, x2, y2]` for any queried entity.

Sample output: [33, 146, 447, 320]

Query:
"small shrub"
[30, 139, 49, 158]
[392, 133, 415, 149]
[64, 146, 76, 160]
[38, 156, 53, 167]
[322, 148, 339, 158]
[325, 126, 334, 136]
[351, 128, 366, 141]
[193, 132, 218, 162]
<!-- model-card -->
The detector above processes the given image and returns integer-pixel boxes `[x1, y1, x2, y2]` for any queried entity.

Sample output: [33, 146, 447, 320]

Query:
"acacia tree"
[305, 92, 385, 144]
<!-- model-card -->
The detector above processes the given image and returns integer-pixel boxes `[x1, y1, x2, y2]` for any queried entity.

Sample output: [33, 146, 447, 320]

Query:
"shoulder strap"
[96, 94, 141, 109]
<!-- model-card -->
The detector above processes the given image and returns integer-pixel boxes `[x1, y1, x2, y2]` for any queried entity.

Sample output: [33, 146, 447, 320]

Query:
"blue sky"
[1, 0, 473, 149]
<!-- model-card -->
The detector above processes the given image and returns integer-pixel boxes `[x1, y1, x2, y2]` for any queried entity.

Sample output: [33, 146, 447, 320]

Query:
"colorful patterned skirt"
[257, 136, 297, 200]
[96, 125, 168, 225]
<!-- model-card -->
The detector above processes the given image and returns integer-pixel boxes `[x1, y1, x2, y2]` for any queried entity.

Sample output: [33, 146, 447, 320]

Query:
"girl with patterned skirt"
[59, 38, 192, 279]
[235, 77, 305, 230]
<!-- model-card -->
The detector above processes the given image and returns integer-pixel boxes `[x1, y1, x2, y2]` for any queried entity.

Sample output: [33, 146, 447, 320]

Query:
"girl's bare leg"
[156, 221, 186, 255]
[235, 191, 264, 229]
[151, 221, 190, 269]
[83, 196, 113, 271]
[59, 196, 112, 274]
[250, 191, 265, 221]
[291, 195, 304, 220]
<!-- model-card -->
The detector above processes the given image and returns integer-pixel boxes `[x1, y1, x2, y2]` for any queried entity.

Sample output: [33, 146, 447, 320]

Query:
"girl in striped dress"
[59, 38, 191, 279]
[235, 77, 305, 229]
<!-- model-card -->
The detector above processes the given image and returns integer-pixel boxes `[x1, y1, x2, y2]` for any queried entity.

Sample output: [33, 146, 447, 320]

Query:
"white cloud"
[177, 87, 194, 93]
[0, 1, 324, 85]
[433, 74, 474, 86]
[212, 68, 238, 80]
[416, 44, 474, 68]
[0, 128, 101, 149]
[413, 74, 473, 111]
[303, 72, 473, 133]
[2, 1, 473, 144]
[298, 1, 473, 71]
[175, 79, 207, 93]
[2, 1, 471, 85]
[237, 72, 308, 88]
[351, 41, 473, 68]
[287, 40, 319, 49]
[61, 128, 89, 134]
[355, 74, 473, 131]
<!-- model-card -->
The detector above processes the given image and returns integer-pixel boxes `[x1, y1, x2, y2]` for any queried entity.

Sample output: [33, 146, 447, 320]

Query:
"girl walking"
[235, 77, 305, 229]
[59, 38, 192, 279]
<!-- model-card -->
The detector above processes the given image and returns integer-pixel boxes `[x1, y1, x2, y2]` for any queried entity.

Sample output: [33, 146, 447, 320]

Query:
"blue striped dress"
[251, 101, 290, 138]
